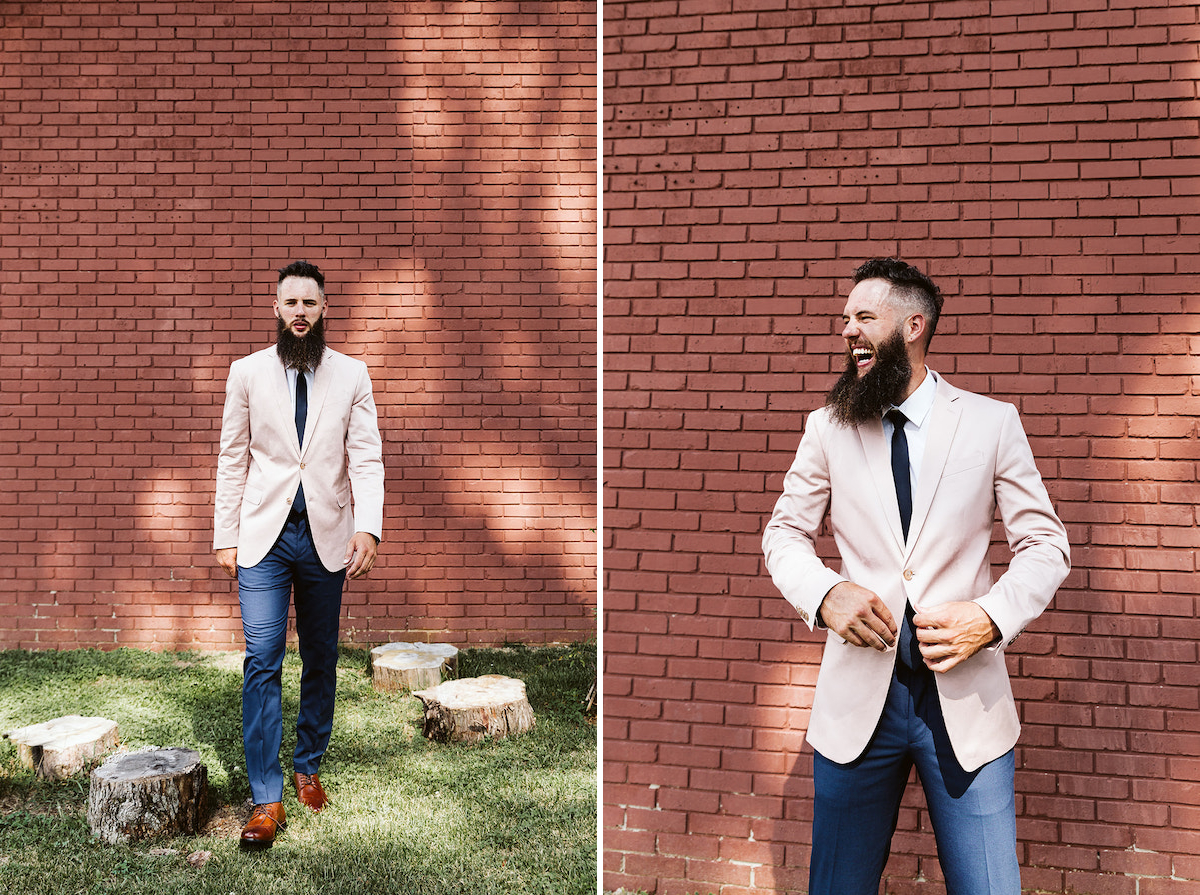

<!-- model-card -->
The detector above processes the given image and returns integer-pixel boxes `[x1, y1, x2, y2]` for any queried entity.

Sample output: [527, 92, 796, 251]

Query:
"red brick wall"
[0, 1, 597, 651]
[604, 2, 1200, 893]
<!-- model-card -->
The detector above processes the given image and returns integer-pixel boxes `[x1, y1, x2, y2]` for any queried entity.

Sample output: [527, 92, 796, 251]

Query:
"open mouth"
[851, 345, 874, 369]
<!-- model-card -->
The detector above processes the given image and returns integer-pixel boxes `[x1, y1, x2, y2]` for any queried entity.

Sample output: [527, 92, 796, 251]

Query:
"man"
[762, 258, 1070, 894]
[215, 260, 384, 849]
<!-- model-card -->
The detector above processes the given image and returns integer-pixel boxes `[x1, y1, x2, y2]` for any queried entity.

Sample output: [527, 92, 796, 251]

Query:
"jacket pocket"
[943, 451, 986, 478]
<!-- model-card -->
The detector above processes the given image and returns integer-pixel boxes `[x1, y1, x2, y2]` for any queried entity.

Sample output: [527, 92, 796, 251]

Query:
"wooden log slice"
[87, 747, 208, 845]
[5, 715, 119, 780]
[369, 642, 459, 692]
[412, 674, 534, 744]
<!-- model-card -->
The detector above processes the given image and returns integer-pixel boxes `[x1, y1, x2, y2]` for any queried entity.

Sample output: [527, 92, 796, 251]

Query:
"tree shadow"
[0, 0, 597, 650]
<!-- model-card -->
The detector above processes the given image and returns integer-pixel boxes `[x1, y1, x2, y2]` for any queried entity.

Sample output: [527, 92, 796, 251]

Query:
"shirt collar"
[887, 367, 938, 428]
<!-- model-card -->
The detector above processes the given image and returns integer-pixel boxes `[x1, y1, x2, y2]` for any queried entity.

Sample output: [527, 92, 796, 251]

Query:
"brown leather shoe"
[294, 771, 329, 813]
[239, 802, 286, 849]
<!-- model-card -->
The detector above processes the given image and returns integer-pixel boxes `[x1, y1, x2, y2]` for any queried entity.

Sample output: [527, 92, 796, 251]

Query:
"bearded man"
[214, 261, 384, 848]
[762, 258, 1070, 894]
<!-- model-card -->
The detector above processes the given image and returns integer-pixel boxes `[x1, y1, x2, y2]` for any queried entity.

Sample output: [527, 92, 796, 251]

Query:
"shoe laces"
[250, 804, 283, 827]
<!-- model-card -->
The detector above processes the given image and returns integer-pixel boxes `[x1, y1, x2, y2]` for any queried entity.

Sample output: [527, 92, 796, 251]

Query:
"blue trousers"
[237, 515, 345, 805]
[809, 660, 1020, 895]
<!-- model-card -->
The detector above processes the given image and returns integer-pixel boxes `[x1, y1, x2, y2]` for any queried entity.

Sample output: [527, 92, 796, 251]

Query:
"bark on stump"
[87, 747, 208, 845]
[370, 642, 459, 692]
[413, 674, 534, 744]
[5, 715, 119, 780]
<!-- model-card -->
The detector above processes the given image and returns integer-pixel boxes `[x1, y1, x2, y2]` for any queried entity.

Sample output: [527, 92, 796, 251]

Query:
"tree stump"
[413, 675, 535, 744]
[5, 715, 119, 780]
[370, 641, 459, 692]
[87, 747, 208, 845]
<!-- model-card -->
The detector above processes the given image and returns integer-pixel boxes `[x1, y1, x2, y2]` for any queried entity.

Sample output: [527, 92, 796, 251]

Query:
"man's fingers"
[867, 601, 898, 642]
[349, 551, 372, 578]
[344, 535, 377, 579]
[214, 548, 238, 579]
[820, 583, 898, 651]
[863, 608, 897, 649]
[833, 605, 896, 651]
[847, 613, 894, 651]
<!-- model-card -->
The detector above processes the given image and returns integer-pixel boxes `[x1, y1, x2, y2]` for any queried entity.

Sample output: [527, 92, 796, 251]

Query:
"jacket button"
[903, 569, 914, 581]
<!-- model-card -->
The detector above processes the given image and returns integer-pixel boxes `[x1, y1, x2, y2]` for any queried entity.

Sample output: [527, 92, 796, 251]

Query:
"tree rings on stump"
[413, 674, 534, 744]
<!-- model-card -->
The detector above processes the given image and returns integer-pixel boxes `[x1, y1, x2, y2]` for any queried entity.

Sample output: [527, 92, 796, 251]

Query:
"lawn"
[0, 642, 596, 895]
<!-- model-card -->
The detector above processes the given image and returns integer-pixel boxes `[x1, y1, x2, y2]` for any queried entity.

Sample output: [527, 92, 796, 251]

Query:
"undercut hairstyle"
[277, 260, 326, 298]
[852, 258, 943, 350]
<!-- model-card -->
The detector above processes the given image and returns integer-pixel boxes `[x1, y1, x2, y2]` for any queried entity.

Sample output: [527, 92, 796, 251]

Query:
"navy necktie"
[886, 408, 919, 668]
[886, 409, 911, 539]
[293, 371, 307, 513]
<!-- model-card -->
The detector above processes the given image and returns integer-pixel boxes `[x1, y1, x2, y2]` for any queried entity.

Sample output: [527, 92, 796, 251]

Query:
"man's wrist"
[814, 582, 843, 629]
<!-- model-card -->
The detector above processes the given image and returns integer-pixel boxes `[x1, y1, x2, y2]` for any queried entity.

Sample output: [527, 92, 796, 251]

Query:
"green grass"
[0, 642, 596, 894]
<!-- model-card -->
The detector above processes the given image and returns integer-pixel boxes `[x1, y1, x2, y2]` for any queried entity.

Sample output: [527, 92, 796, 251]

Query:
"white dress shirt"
[883, 367, 938, 498]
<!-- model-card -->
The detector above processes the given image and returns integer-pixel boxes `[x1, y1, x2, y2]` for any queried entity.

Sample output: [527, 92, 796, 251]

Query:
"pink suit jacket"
[763, 374, 1070, 772]
[214, 346, 384, 573]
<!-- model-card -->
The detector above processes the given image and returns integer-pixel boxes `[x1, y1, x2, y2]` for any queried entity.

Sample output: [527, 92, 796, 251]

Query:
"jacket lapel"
[858, 417, 907, 554]
[301, 349, 333, 460]
[906, 379, 962, 554]
[267, 355, 302, 456]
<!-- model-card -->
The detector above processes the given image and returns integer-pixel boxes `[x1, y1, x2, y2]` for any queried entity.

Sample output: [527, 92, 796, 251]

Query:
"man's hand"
[344, 532, 378, 579]
[912, 602, 1000, 673]
[818, 581, 898, 651]
[215, 547, 238, 578]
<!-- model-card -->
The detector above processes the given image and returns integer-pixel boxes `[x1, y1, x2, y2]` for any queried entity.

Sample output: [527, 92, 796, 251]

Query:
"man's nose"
[842, 320, 858, 340]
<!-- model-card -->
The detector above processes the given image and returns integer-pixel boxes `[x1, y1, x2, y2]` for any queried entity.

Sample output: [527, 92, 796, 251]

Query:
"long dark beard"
[825, 329, 913, 426]
[275, 315, 327, 372]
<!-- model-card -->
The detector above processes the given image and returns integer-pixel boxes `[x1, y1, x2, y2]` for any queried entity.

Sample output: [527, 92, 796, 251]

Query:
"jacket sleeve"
[213, 361, 250, 551]
[762, 409, 847, 629]
[346, 361, 385, 541]
[974, 402, 1071, 647]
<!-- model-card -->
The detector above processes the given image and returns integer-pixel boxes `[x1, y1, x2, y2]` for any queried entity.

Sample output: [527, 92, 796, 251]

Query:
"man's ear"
[905, 313, 927, 346]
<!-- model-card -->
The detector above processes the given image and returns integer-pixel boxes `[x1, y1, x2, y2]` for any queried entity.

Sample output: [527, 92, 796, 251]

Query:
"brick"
[599, 2, 1200, 893]
[0, 3, 597, 654]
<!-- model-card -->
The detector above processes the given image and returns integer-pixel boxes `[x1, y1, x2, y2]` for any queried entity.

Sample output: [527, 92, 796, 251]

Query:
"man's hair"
[852, 258, 943, 349]
[277, 260, 325, 298]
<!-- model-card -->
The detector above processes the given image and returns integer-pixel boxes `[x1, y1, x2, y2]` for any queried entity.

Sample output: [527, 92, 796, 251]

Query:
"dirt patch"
[200, 799, 248, 839]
